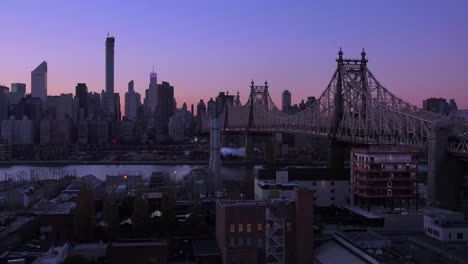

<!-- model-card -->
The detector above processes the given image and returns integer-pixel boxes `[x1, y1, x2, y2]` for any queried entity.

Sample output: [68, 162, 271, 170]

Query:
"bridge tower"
[328, 48, 347, 175]
[244, 81, 273, 162]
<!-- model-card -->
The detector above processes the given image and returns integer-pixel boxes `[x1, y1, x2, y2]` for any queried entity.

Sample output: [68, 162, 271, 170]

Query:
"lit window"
[230, 224, 235, 233]
[247, 224, 252, 232]
[257, 224, 263, 231]
[287, 223, 292, 232]
[238, 224, 243, 232]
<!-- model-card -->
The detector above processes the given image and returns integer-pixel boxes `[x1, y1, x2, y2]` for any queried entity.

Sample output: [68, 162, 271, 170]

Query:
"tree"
[102, 187, 120, 240]
[73, 179, 96, 242]
[160, 178, 177, 236]
[132, 180, 149, 236]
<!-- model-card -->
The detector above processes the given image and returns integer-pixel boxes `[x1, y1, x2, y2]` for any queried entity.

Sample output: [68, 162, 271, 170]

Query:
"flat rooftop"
[110, 241, 167, 247]
[339, 230, 388, 244]
[192, 240, 221, 257]
[352, 146, 422, 154]
[44, 202, 76, 214]
[218, 199, 293, 207]
[342, 206, 382, 219]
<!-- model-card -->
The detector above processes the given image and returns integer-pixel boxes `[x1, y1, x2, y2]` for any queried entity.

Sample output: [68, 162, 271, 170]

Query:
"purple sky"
[1, 0, 467, 109]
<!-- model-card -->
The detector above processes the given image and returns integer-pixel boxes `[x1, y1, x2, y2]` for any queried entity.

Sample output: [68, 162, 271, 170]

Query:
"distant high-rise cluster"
[423, 97, 457, 115]
[0, 35, 200, 160]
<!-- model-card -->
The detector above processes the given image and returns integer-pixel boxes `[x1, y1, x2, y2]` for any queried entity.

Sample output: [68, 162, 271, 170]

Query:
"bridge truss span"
[222, 49, 448, 148]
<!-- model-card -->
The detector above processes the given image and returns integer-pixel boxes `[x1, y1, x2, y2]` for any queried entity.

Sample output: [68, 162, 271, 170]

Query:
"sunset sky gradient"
[1, 0, 467, 109]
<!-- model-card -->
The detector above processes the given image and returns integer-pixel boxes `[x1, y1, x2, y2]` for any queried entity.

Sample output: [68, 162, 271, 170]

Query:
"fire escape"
[265, 208, 285, 264]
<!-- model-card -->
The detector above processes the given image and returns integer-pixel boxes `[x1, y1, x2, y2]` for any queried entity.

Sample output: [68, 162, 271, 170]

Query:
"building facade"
[124, 80, 141, 120]
[282, 90, 291, 113]
[31, 61, 48, 102]
[216, 189, 314, 264]
[0, 86, 9, 121]
[0, 117, 34, 145]
[351, 146, 420, 209]
[9, 83, 26, 105]
[155, 81, 174, 140]
[424, 208, 468, 242]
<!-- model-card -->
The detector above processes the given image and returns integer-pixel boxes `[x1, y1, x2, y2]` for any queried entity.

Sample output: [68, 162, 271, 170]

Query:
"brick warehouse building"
[351, 146, 421, 210]
[216, 189, 314, 264]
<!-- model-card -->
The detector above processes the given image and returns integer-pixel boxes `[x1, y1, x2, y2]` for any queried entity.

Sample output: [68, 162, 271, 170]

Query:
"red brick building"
[216, 189, 314, 264]
[351, 146, 421, 209]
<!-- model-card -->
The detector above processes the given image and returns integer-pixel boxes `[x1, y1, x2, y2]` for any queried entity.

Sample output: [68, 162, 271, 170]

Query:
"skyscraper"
[31, 61, 47, 102]
[147, 71, 158, 112]
[155, 81, 174, 140]
[282, 90, 291, 113]
[0, 86, 9, 120]
[106, 36, 115, 94]
[75, 83, 88, 120]
[125, 80, 141, 120]
[9, 83, 26, 104]
[102, 36, 115, 115]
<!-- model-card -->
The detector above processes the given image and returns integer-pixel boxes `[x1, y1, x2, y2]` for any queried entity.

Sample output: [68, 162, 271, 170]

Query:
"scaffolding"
[265, 208, 285, 264]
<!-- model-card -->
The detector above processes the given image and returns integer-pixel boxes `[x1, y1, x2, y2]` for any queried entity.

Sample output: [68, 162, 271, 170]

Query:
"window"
[238, 224, 243, 232]
[247, 224, 252, 232]
[230, 224, 235, 233]
[331, 181, 335, 186]
[258, 238, 263, 248]
[246, 238, 252, 246]
[433, 230, 440, 237]
[287, 223, 292, 232]
[230, 237, 235, 247]
[331, 188, 335, 193]
[457, 233, 464, 240]
[238, 237, 243, 246]
[257, 223, 263, 231]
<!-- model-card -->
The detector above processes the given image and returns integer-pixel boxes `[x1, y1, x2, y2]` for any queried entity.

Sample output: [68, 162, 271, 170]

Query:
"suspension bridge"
[203, 48, 468, 208]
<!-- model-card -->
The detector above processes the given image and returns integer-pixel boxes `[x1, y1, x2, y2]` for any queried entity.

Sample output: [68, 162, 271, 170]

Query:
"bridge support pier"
[209, 117, 221, 193]
[244, 133, 255, 162]
[428, 121, 465, 210]
[328, 140, 346, 177]
[264, 134, 275, 161]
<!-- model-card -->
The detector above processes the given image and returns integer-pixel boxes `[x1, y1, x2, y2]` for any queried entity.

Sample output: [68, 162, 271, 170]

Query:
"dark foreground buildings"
[216, 189, 314, 264]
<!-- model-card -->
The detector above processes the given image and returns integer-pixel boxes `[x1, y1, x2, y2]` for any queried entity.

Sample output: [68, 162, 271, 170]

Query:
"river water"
[0, 164, 264, 182]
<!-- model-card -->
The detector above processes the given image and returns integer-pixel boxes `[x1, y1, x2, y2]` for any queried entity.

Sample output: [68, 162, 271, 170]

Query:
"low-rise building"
[39, 202, 76, 247]
[216, 189, 314, 264]
[255, 168, 349, 207]
[424, 208, 468, 242]
[107, 241, 168, 264]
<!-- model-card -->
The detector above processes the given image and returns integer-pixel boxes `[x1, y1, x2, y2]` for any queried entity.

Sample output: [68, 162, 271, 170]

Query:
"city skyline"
[1, 1, 467, 109]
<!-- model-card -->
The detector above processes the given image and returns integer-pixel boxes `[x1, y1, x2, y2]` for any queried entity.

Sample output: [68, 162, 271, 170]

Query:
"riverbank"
[0, 160, 327, 166]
